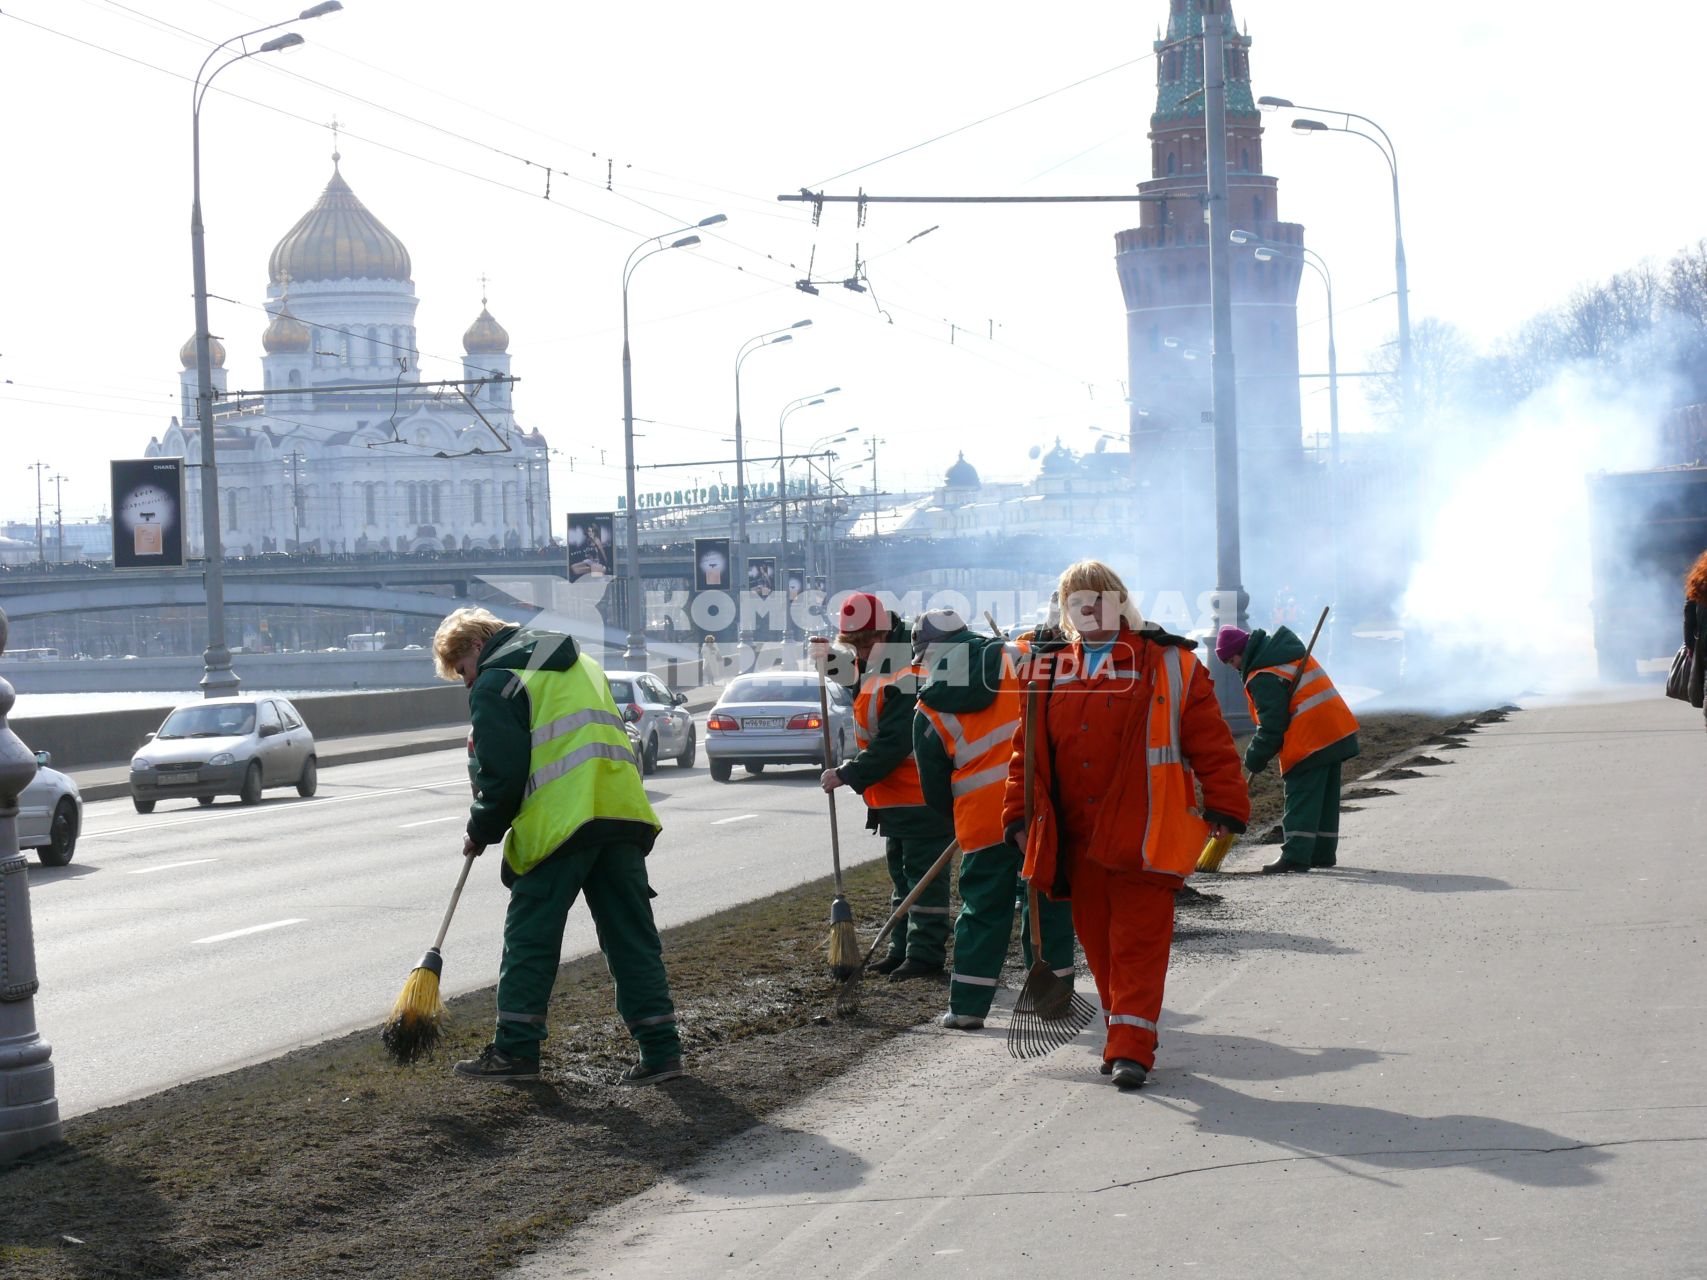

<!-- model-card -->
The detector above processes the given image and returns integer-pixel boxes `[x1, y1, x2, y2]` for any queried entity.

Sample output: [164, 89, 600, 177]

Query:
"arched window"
[366, 327, 379, 362]
[471, 481, 484, 524]
[1253, 194, 1265, 222]
[430, 483, 443, 524]
[363, 484, 377, 526]
[1239, 147, 1250, 172]
[287, 369, 302, 389]
[1166, 152, 1177, 176]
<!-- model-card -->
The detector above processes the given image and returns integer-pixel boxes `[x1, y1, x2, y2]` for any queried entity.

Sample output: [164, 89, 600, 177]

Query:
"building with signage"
[144, 157, 551, 555]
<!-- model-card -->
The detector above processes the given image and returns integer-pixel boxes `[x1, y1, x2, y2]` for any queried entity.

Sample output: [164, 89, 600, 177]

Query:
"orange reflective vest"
[1021, 643, 1210, 886]
[1244, 654, 1359, 775]
[853, 665, 927, 809]
[916, 676, 1022, 852]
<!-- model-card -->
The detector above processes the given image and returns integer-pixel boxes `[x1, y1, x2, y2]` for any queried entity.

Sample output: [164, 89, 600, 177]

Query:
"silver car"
[129, 696, 317, 813]
[18, 750, 81, 867]
[706, 673, 855, 783]
[605, 670, 695, 775]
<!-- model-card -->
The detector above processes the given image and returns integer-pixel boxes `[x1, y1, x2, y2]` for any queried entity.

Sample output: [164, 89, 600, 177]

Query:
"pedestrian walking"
[1215, 623, 1360, 873]
[700, 634, 723, 687]
[1683, 550, 1707, 723]
[1002, 560, 1248, 1089]
[434, 607, 682, 1086]
[821, 593, 955, 982]
[913, 609, 1076, 1031]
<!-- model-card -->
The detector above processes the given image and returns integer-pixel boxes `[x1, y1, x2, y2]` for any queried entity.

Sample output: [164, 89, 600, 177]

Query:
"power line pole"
[51, 474, 67, 564]
[1202, 0, 1251, 724]
[27, 463, 47, 565]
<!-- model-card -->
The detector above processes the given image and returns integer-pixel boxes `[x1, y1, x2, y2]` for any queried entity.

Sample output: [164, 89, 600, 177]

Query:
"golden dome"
[463, 305, 510, 355]
[268, 163, 412, 285]
[262, 300, 311, 354]
[179, 332, 226, 369]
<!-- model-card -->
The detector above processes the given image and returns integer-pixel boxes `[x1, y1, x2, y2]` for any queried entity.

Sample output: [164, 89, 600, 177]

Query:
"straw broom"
[835, 839, 960, 1015]
[813, 638, 861, 979]
[381, 850, 476, 1065]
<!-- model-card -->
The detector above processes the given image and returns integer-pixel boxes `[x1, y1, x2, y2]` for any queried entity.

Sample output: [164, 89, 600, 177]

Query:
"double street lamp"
[733, 320, 812, 589]
[620, 213, 727, 663]
[1231, 229, 1341, 650]
[1259, 95, 1411, 430]
[190, 1, 342, 697]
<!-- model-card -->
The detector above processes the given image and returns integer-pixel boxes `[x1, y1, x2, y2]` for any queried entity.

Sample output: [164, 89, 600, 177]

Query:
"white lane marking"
[84, 778, 468, 842]
[399, 814, 463, 829]
[710, 813, 758, 826]
[191, 918, 306, 946]
[127, 859, 218, 876]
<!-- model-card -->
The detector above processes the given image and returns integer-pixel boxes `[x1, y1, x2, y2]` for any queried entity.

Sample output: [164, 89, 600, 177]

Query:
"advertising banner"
[110, 457, 186, 570]
[565, 512, 615, 580]
[694, 536, 732, 592]
[746, 556, 777, 599]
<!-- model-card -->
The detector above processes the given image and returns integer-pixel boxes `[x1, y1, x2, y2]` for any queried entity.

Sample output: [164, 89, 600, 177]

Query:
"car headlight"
[207, 752, 236, 767]
[131, 757, 151, 771]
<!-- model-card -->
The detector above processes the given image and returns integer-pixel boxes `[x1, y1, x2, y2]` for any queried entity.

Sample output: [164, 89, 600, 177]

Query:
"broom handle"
[860, 840, 961, 966]
[813, 640, 846, 894]
[1289, 606, 1332, 703]
[1023, 682, 1045, 957]
[432, 852, 477, 952]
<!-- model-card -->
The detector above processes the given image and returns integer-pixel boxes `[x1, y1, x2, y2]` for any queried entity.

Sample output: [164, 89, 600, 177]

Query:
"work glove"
[1243, 753, 1268, 776]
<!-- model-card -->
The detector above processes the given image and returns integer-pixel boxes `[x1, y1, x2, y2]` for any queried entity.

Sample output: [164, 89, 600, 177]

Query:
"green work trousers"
[494, 839, 680, 1066]
[883, 834, 953, 966]
[948, 844, 1077, 1018]
[1280, 761, 1342, 868]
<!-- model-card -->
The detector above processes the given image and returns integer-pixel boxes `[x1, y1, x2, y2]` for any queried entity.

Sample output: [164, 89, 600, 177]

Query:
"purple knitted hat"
[1214, 626, 1250, 664]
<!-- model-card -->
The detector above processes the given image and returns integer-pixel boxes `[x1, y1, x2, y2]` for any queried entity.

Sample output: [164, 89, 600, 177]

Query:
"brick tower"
[1113, 0, 1305, 598]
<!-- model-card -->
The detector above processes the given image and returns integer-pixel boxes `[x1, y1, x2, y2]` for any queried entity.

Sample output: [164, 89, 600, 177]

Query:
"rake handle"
[1023, 683, 1045, 957]
[433, 851, 477, 952]
[813, 639, 846, 893]
[859, 840, 961, 968]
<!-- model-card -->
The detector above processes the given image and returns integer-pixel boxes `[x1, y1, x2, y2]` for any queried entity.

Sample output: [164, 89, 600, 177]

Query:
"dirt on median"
[0, 707, 1476, 1279]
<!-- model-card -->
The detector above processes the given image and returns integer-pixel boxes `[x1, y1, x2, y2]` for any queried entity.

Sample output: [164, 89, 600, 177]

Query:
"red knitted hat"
[837, 592, 890, 635]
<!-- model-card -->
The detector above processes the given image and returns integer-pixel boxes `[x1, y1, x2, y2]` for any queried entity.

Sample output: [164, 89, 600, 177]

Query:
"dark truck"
[1589, 465, 1707, 679]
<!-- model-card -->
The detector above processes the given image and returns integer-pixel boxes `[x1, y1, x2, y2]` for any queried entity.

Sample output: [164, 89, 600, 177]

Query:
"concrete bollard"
[0, 606, 62, 1162]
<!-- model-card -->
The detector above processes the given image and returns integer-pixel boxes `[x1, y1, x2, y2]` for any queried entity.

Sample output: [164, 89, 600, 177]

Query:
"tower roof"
[463, 305, 510, 355]
[1153, 0, 1256, 123]
[945, 451, 981, 489]
[268, 163, 412, 285]
[180, 332, 225, 369]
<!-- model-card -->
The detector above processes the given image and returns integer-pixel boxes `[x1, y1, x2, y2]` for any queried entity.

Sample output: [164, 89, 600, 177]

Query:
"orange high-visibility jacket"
[1244, 653, 1358, 775]
[915, 670, 1022, 852]
[1000, 629, 1249, 894]
[853, 665, 928, 809]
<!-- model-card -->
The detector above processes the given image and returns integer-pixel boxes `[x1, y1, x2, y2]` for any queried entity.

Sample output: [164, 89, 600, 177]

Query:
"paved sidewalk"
[511, 692, 1707, 1279]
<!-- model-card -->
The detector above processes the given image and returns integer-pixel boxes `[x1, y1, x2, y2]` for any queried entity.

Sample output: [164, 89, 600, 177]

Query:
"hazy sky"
[2, 0, 1703, 532]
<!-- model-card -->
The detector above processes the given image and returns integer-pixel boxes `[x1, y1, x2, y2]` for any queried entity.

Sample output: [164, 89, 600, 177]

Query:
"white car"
[128, 696, 318, 813]
[705, 672, 855, 782]
[17, 750, 81, 867]
[605, 670, 695, 775]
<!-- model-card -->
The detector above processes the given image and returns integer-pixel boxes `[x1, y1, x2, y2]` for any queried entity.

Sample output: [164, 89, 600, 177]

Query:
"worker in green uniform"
[435, 606, 682, 1085]
[912, 610, 1076, 1029]
[820, 593, 955, 982]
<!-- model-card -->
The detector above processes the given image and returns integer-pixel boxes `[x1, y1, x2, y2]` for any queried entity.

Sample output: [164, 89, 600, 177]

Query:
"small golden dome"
[180, 333, 226, 369]
[262, 301, 311, 354]
[463, 305, 510, 355]
[268, 163, 412, 285]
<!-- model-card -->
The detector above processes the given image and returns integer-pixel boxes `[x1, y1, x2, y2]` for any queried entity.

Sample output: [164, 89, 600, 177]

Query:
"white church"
[147, 158, 551, 555]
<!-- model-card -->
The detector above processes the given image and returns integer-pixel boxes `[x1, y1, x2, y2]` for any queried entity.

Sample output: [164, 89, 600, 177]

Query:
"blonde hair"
[1055, 559, 1144, 639]
[432, 607, 510, 680]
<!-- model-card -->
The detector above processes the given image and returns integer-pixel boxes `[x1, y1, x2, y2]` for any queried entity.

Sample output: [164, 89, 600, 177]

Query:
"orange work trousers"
[1068, 857, 1176, 1069]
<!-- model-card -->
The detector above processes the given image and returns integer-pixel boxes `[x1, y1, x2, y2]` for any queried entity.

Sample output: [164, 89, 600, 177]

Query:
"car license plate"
[743, 717, 785, 730]
[159, 773, 199, 784]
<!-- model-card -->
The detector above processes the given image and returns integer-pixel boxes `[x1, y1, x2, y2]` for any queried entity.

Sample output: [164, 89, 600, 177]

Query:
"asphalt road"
[27, 740, 866, 1117]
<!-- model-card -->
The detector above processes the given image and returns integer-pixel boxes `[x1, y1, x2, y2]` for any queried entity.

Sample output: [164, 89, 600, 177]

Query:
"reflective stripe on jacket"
[503, 658, 661, 876]
[1244, 654, 1359, 775]
[853, 665, 927, 809]
[916, 681, 1022, 851]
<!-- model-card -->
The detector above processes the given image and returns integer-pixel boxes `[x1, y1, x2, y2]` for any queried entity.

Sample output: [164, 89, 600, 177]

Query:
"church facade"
[147, 159, 550, 556]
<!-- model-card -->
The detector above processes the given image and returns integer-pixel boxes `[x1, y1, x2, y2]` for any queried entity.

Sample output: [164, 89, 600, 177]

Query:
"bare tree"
[1364, 316, 1481, 426]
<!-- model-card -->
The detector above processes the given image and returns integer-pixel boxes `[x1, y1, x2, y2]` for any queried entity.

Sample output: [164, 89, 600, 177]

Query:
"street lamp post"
[191, 3, 341, 697]
[734, 320, 811, 591]
[27, 463, 46, 565]
[1233, 229, 1341, 652]
[51, 474, 67, 564]
[777, 387, 839, 588]
[1260, 95, 1411, 430]
[622, 214, 726, 664]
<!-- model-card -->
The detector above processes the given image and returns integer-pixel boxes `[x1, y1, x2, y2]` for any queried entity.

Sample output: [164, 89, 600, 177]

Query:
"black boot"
[453, 1044, 540, 1082]
[1261, 858, 1310, 874]
[871, 954, 906, 976]
[886, 958, 942, 983]
[1110, 1059, 1148, 1090]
